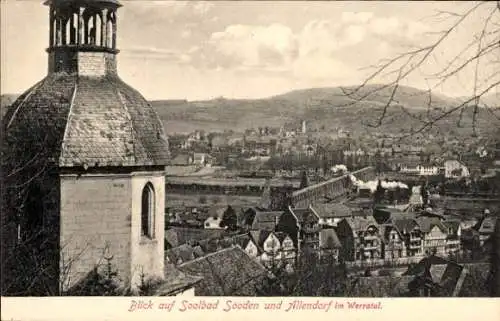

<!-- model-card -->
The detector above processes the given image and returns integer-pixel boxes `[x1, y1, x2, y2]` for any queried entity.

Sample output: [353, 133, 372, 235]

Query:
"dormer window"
[141, 183, 155, 239]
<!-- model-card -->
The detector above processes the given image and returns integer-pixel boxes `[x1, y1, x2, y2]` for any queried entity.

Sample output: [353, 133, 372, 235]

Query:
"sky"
[1, 1, 498, 101]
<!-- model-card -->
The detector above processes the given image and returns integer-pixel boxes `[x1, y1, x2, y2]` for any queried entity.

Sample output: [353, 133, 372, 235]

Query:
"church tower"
[2, 0, 170, 295]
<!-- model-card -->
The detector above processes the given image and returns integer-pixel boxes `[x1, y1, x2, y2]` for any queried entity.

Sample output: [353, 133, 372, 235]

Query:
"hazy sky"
[1, 1, 497, 100]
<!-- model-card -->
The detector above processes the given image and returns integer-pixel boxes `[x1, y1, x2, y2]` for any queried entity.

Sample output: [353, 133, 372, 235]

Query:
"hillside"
[151, 85, 499, 136]
[3, 85, 499, 136]
[1, 94, 19, 119]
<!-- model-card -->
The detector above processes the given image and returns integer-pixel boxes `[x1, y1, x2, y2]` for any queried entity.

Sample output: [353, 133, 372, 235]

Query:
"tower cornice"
[46, 0, 121, 75]
[46, 44, 119, 54]
[44, 0, 122, 8]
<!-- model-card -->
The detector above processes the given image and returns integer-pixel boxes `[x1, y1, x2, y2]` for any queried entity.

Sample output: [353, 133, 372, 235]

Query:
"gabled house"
[275, 231, 297, 270]
[444, 220, 462, 255]
[228, 233, 260, 258]
[204, 206, 227, 229]
[249, 209, 284, 231]
[477, 216, 497, 246]
[319, 228, 342, 263]
[393, 218, 424, 257]
[170, 153, 194, 166]
[336, 216, 382, 262]
[380, 224, 407, 260]
[193, 152, 213, 167]
[250, 230, 281, 268]
[286, 205, 321, 252]
[416, 217, 448, 256]
[444, 160, 470, 178]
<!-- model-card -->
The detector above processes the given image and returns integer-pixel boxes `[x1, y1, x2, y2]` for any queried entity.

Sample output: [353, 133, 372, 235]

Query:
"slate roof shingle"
[250, 210, 284, 231]
[165, 227, 227, 246]
[349, 276, 414, 297]
[177, 246, 269, 296]
[415, 217, 448, 234]
[343, 216, 379, 233]
[4, 74, 170, 169]
[154, 263, 203, 296]
[393, 218, 420, 234]
[311, 203, 353, 219]
[289, 206, 320, 224]
[403, 255, 467, 296]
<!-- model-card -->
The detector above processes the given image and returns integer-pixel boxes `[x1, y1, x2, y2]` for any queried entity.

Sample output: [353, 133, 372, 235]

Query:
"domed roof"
[3, 74, 170, 168]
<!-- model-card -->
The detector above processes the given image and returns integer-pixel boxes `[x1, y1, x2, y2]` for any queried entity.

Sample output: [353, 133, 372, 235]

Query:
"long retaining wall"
[291, 167, 376, 208]
[345, 256, 425, 269]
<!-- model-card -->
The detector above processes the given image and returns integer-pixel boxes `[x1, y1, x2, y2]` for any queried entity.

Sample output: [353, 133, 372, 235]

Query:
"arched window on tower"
[95, 13, 102, 46]
[63, 16, 70, 45]
[141, 183, 155, 239]
[110, 10, 117, 49]
[70, 12, 78, 44]
[88, 15, 96, 45]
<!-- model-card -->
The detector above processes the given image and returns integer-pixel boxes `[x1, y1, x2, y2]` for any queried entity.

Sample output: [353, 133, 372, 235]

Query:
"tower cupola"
[45, 0, 122, 76]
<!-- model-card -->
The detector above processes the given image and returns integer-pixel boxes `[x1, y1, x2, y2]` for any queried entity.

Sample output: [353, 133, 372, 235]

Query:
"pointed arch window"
[141, 183, 155, 239]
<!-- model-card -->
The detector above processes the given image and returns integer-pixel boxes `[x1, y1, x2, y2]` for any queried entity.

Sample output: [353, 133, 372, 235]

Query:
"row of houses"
[239, 203, 497, 266]
[399, 160, 470, 178]
[166, 192, 497, 270]
[165, 227, 298, 271]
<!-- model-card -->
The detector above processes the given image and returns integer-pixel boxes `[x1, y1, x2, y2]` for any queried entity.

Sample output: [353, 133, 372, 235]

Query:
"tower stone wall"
[59, 170, 166, 293]
[48, 49, 117, 76]
[60, 173, 133, 292]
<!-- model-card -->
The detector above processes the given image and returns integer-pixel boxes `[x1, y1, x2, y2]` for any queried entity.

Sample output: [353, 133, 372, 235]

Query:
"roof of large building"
[415, 216, 447, 234]
[251, 210, 283, 231]
[3, 74, 170, 169]
[392, 218, 420, 234]
[348, 276, 414, 297]
[312, 202, 353, 218]
[178, 246, 269, 296]
[289, 206, 320, 224]
[342, 215, 379, 232]
[165, 227, 227, 249]
[166, 244, 196, 265]
[403, 255, 467, 296]
[154, 263, 203, 296]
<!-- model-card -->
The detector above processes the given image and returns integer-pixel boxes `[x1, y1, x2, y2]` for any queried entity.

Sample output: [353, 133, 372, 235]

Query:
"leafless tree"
[339, 1, 500, 139]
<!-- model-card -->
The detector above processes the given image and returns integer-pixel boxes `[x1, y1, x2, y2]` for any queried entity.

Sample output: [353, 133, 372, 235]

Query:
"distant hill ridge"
[3, 85, 499, 134]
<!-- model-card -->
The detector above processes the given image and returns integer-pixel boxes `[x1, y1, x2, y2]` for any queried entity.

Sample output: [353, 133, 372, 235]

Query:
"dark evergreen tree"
[220, 206, 238, 231]
[299, 170, 309, 189]
[374, 180, 385, 204]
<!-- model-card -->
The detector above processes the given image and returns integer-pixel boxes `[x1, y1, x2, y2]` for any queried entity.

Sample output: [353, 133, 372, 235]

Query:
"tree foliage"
[340, 2, 500, 138]
[220, 205, 238, 231]
[299, 170, 309, 189]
